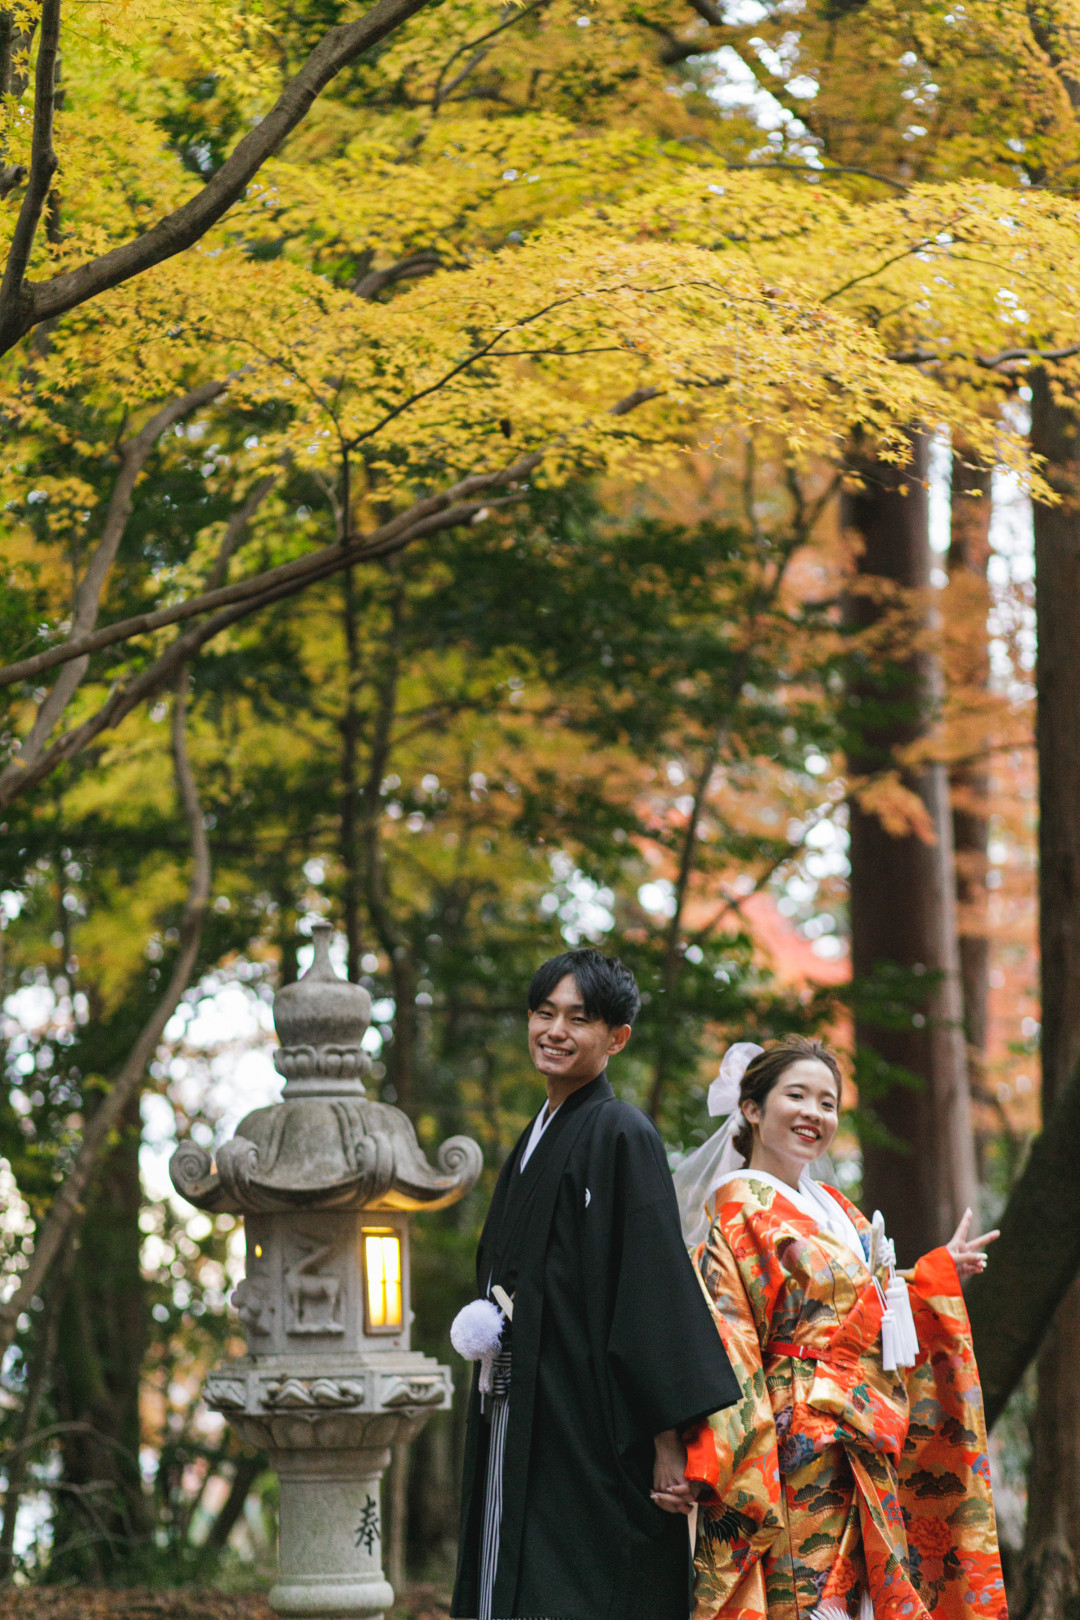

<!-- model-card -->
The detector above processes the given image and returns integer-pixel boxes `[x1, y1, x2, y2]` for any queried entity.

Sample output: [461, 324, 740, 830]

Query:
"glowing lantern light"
[363, 1228, 403, 1331]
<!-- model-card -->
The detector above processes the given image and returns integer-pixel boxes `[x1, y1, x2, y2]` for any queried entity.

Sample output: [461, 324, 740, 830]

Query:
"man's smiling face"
[527, 972, 629, 1091]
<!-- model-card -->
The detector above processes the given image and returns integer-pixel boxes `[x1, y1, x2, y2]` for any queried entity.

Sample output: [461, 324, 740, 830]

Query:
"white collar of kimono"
[519, 1098, 561, 1171]
[711, 1166, 867, 1264]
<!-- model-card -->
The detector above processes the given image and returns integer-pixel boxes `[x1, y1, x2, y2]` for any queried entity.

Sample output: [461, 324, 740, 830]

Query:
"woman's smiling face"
[742, 1058, 840, 1185]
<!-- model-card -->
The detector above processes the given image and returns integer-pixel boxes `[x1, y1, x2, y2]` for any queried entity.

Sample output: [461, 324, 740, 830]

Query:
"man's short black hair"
[528, 949, 641, 1028]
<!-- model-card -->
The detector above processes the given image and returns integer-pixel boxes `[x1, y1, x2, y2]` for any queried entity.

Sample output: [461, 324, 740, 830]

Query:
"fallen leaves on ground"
[0, 1585, 452, 1620]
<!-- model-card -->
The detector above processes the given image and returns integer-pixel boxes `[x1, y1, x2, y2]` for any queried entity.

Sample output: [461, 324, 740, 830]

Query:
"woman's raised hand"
[946, 1207, 1000, 1280]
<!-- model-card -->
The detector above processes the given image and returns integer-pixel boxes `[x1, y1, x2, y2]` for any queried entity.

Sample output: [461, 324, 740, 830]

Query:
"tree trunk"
[195, 1449, 267, 1576]
[48, 1092, 151, 1581]
[0, 670, 211, 1360]
[966, 1046, 1080, 1426]
[359, 569, 418, 1113]
[1017, 372, 1080, 1620]
[0, 1248, 72, 1580]
[843, 435, 976, 1264]
[341, 564, 364, 982]
[648, 728, 724, 1121]
[947, 447, 993, 1169]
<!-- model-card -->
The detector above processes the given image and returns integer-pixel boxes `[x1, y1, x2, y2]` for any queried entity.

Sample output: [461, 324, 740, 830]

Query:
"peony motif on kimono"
[685, 1174, 1007, 1620]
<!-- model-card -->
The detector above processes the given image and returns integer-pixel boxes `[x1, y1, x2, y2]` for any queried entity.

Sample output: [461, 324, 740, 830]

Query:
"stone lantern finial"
[272, 920, 373, 1097]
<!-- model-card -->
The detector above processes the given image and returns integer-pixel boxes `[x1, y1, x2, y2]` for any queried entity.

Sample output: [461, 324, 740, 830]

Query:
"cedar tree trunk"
[843, 435, 976, 1264]
[1018, 372, 1080, 1620]
[947, 448, 993, 1166]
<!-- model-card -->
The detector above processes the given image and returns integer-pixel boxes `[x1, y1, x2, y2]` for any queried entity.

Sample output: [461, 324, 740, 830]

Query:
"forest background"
[3, 0, 1080, 1613]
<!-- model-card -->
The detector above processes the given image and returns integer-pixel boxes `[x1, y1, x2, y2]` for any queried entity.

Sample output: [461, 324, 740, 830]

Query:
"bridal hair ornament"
[673, 1042, 764, 1248]
[707, 1041, 766, 1117]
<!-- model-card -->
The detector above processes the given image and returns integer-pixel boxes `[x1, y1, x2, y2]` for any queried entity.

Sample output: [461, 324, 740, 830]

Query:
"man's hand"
[651, 1428, 695, 1515]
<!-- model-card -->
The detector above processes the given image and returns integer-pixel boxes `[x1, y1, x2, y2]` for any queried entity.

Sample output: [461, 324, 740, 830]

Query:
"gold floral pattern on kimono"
[685, 1175, 1006, 1620]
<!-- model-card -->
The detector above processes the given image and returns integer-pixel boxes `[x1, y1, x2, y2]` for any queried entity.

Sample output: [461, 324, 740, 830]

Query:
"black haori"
[452, 1074, 739, 1620]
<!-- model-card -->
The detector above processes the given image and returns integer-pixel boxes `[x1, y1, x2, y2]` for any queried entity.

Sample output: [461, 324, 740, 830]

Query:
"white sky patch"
[638, 878, 678, 918]
[146, 973, 282, 1207]
[929, 430, 952, 556]
[708, 46, 793, 128]
[541, 852, 616, 943]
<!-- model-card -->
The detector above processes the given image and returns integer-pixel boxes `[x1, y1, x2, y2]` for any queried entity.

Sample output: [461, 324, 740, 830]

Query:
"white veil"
[672, 1042, 761, 1248]
[673, 1041, 839, 1248]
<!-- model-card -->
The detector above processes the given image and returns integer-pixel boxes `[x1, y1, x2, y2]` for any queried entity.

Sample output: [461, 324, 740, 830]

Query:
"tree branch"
[0, 667, 211, 1362]
[610, 385, 663, 415]
[0, 377, 661, 693]
[352, 250, 443, 300]
[0, 378, 229, 795]
[0, 484, 533, 808]
[0, 380, 662, 793]
[0, 0, 436, 355]
[195, 1451, 266, 1572]
[203, 470, 280, 592]
[1, 450, 548, 692]
[726, 160, 907, 192]
[0, 0, 59, 329]
[889, 341, 1080, 370]
[430, 0, 550, 111]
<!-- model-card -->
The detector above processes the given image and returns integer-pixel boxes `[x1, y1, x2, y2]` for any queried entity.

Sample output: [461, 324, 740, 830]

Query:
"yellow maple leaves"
[4, 0, 1080, 564]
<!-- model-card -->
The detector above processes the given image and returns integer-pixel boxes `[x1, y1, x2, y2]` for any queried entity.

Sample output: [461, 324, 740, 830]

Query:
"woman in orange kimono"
[670, 1037, 1007, 1620]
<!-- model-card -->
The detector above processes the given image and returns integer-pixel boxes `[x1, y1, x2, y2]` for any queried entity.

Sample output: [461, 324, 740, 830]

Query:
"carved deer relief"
[285, 1235, 345, 1335]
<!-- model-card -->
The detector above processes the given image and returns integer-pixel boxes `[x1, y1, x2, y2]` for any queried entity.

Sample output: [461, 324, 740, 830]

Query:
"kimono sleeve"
[604, 1116, 740, 1439]
[899, 1247, 1007, 1620]
[685, 1223, 783, 1620]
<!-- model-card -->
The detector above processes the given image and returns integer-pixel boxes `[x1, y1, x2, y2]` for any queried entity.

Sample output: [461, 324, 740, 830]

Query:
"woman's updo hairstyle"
[732, 1036, 842, 1162]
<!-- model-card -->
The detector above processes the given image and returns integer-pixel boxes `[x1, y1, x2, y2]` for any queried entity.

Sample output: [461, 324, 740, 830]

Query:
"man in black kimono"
[452, 949, 739, 1620]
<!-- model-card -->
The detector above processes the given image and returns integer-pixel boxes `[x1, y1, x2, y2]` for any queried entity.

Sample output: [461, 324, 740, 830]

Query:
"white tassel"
[451, 1297, 504, 1359]
[870, 1212, 918, 1371]
[886, 1274, 919, 1367]
[451, 1298, 505, 1396]
[881, 1301, 898, 1371]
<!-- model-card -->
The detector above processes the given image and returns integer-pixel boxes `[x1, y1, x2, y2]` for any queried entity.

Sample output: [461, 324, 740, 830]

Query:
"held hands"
[946, 1207, 1000, 1281]
[651, 1428, 697, 1516]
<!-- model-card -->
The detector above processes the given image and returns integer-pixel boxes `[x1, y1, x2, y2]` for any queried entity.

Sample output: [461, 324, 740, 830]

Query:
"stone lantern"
[170, 923, 482, 1619]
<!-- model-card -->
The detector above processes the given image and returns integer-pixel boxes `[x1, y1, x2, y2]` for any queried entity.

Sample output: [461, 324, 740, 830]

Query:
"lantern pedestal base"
[215, 1359, 452, 1620]
[269, 1446, 396, 1620]
[269, 1583, 395, 1620]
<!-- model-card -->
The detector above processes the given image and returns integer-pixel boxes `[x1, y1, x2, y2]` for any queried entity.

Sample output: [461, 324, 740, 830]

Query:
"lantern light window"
[363, 1228, 403, 1332]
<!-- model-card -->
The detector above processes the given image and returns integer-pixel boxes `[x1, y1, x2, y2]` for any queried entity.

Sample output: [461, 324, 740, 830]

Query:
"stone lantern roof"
[170, 923, 482, 1216]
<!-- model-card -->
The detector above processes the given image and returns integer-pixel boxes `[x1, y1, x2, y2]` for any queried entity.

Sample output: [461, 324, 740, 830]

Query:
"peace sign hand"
[946, 1207, 1000, 1281]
